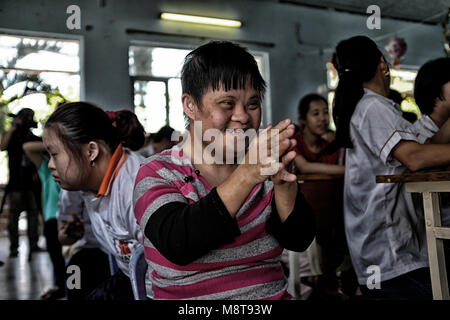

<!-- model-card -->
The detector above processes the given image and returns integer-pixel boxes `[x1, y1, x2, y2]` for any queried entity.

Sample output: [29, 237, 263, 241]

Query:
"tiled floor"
[0, 235, 55, 300]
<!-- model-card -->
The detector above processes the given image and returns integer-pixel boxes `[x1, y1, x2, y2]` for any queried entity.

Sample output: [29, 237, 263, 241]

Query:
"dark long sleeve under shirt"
[145, 186, 315, 266]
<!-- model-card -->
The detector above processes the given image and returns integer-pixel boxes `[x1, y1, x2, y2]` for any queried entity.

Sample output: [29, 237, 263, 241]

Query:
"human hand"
[239, 118, 297, 185]
[271, 149, 297, 185]
[63, 213, 84, 240]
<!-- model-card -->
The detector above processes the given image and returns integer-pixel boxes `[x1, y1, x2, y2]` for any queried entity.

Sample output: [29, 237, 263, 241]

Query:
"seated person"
[151, 125, 177, 154]
[133, 41, 315, 300]
[43, 105, 146, 300]
[57, 189, 110, 300]
[414, 57, 450, 288]
[292, 94, 356, 299]
[138, 133, 155, 158]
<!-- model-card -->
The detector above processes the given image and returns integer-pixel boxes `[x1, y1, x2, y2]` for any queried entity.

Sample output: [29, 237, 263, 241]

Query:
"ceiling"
[279, 0, 450, 25]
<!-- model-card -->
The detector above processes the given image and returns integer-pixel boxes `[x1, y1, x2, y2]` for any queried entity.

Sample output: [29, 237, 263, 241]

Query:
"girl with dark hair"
[294, 93, 344, 175]
[292, 93, 353, 300]
[43, 102, 147, 300]
[332, 35, 450, 300]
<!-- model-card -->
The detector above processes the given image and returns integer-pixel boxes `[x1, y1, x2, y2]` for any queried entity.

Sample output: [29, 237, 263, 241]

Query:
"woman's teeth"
[226, 129, 245, 135]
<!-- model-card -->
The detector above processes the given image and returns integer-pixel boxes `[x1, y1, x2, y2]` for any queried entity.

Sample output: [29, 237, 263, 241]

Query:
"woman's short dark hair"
[181, 41, 266, 108]
[414, 57, 450, 115]
[45, 102, 145, 168]
[298, 94, 328, 120]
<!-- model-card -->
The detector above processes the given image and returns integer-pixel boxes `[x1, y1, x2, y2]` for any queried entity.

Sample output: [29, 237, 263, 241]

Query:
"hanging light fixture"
[160, 12, 242, 28]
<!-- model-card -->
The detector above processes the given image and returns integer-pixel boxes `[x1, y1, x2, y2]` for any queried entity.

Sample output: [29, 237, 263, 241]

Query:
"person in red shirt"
[293, 93, 357, 300]
[294, 94, 344, 172]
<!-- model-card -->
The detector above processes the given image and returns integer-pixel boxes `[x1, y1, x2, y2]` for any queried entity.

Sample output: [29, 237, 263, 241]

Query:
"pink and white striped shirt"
[133, 146, 291, 300]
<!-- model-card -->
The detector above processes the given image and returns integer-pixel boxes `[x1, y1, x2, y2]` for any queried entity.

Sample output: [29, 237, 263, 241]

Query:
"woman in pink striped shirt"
[133, 41, 315, 300]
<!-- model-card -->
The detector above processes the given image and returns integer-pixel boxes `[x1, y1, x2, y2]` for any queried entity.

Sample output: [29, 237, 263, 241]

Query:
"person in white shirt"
[43, 103, 146, 300]
[57, 189, 111, 300]
[331, 35, 450, 300]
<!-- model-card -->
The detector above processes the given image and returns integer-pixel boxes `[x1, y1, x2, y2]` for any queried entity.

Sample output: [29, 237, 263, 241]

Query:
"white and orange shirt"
[81, 144, 144, 277]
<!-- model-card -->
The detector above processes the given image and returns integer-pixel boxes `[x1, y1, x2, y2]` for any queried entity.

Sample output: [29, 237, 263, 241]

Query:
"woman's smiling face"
[302, 99, 330, 137]
[192, 84, 262, 162]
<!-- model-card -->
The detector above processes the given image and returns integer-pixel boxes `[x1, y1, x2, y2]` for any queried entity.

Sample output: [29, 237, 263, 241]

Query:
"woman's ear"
[380, 56, 390, 76]
[182, 94, 197, 121]
[86, 141, 100, 163]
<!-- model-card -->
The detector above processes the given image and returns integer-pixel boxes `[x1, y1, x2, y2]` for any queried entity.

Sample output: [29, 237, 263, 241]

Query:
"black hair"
[45, 102, 145, 167]
[153, 125, 175, 143]
[389, 89, 404, 105]
[298, 93, 328, 120]
[402, 111, 418, 123]
[414, 57, 450, 115]
[332, 36, 383, 148]
[114, 110, 145, 151]
[145, 133, 155, 144]
[181, 41, 266, 113]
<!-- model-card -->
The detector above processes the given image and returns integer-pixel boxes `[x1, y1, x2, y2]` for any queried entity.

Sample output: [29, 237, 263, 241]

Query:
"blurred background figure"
[0, 108, 42, 260]
[390, 89, 418, 123]
[23, 140, 66, 300]
[389, 89, 404, 105]
[138, 133, 155, 158]
[150, 125, 177, 154]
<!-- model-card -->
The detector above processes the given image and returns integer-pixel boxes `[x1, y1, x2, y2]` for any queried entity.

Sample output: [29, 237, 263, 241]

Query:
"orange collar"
[96, 144, 128, 197]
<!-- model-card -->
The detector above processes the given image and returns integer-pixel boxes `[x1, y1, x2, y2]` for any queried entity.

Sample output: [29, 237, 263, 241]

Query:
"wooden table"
[297, 173, 344, 183]
[286, 174, 344, 299]
[376, 171, 450, 300]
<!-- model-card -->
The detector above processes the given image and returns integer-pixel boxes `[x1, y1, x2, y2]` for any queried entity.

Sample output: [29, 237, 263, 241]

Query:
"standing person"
[332, 35, 450, 300]
[57, 189, 110, 300]
[292, 93, 355, 300]
[23, 140, 66, 299]
[0, 108, 41, 259]
[133, 41, 315, 300]
[43, 104, 146, 300]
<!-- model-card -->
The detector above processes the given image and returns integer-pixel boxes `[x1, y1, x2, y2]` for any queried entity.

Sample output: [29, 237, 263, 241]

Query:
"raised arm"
[0, 124, 17, 151]
[23, 141, 45, 168]
[135, 119, 302, 265]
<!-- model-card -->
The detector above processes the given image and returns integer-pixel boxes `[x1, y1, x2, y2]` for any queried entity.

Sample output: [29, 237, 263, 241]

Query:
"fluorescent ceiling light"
[160, 12, 242, 28]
